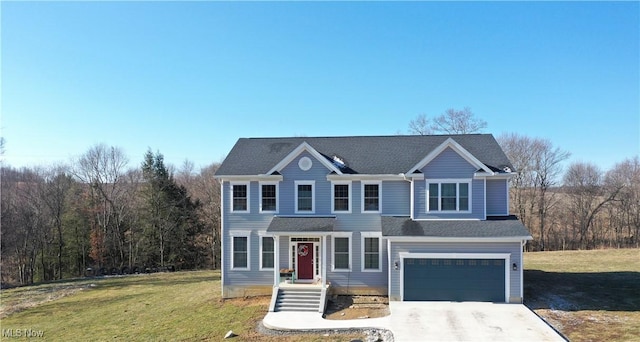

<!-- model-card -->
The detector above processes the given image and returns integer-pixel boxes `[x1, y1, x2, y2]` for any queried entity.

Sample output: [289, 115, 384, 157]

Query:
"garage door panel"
[404, 258, 505, 302]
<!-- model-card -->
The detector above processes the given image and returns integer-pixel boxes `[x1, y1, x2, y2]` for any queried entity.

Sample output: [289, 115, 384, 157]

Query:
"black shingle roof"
[215, 134, 513, 176]
[381, 216, 532, 238]
[267, 217, 335, 233]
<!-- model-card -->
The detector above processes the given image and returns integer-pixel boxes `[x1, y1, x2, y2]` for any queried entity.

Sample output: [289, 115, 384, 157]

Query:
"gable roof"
[215, 134, 513, 176]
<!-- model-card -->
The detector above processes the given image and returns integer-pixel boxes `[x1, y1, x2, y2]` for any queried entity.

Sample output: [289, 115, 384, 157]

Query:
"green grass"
[1, 271, 362, 341]
[524, 248, 640, 342]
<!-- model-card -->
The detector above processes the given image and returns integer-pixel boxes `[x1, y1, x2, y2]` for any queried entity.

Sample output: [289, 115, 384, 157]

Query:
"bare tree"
[408, 114, 432, 135]
[498, 133, 569, 250]
[431, 107, 487, 134]
[563, 162, 622, 249]
[72, 144, 130, 267]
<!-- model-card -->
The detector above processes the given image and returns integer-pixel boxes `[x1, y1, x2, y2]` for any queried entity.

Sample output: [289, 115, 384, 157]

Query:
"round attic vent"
[298, 157, 312, 171]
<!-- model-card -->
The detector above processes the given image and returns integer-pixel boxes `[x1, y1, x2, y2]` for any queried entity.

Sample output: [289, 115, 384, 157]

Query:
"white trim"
[361, 232, 383, 272]
[398, 252, 510, 302]
[410, 179, 415, 220]
[474, 172, 515, 180]
[267, 142, 343, 175]
[259, 181, 279, 214]
[331, 232, 353, 272]
[386, 236, 532, 243]
[331, 181, 352, 214]
[484, 178, 487, 220]
[259, 235, 275, 271]
[295, 180, 315, 214]
[327, 174, 407, 181]
[425, 179, 472, 213]
[273, 236, 280, 286]
[219, 180, 225, 295]
[520, 240, 525, 300]
[361, 181, 382, 214]
[215, 175, 283, 182]
[408, 137, 494, 175]
[230, 181, 250, 213]
[387, 239, 393, 299]
[230, 230, 251, 271]
[321, 235, 328, 287]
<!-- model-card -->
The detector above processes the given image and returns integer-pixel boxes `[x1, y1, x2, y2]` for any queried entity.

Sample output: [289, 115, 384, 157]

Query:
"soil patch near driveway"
[324, 295, 390, 320]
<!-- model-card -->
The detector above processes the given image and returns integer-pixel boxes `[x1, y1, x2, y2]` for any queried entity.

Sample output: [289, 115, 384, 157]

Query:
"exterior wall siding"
[387, 241, 523, 302]
[221, 145, 518, 299]
[414, 153, 485, 220]
[486, 179, 509, 216]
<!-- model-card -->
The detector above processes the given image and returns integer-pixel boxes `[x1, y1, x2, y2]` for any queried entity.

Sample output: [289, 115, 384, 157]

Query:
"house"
[214, 134, 532, 308]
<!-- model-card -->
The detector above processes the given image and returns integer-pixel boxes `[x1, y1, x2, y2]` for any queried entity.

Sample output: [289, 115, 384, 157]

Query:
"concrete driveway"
[264, 301, 565, 341]
[388, 301, 565, 342]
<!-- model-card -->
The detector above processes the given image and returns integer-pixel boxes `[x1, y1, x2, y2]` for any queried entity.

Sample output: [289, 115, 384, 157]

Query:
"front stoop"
[269, 286, 328, 313]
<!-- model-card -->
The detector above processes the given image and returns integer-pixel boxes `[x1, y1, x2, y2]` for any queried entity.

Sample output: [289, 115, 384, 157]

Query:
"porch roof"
[266, 216, 336, 234]
[381, 215, 532, 239]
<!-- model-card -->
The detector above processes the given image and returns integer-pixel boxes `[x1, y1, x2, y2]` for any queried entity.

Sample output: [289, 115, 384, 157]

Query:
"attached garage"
[401, 253, 509, 302]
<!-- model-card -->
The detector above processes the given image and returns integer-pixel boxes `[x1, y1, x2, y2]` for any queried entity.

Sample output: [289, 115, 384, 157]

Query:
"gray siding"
[381, 181, 411, 216]
[422, 147, 477, 178]
[388, 241, 522, 301]
[486, 179, 508, 216]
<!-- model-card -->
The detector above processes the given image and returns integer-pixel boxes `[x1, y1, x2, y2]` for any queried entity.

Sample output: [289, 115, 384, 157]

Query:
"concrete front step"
[274, 288, 323, 313]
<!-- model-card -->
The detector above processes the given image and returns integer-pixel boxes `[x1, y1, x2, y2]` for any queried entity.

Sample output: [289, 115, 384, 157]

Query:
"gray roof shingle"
[267, 217, 335, 233]
[215, 134, 513, 176]
[381, 216, 532, 239]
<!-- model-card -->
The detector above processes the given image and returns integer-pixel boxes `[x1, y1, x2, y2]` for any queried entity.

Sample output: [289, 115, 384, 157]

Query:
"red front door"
[296, 243, 314, 280]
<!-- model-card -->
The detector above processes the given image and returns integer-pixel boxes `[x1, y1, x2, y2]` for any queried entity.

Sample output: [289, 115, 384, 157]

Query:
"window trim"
[295, 180, 315, 214]
[332, 232, 353, 272]
[230, 230, 251, 271]
[361, 181, 382, 214]
[259, 181, 279, 214]
[230, 182, 250, 213]
[331, 181, 352, 214]
[361, 232, 382, 272]
[426, 179, 472, 213]
[259, 234, 275, 271]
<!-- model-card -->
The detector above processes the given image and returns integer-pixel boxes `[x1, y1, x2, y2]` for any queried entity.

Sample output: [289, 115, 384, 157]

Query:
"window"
[259, 182, 278, 213]
[260, 236, 274, 270]
[331, 182, 351, 213]
[332, 234, 352, 271]
[295, 181, 315, 213]
[361, 181, 381, 213]
[427, 180, 472, 212]
[231, 233, 250, 270]
[361, 233, 381, 272]
[231, 182, 249, 212]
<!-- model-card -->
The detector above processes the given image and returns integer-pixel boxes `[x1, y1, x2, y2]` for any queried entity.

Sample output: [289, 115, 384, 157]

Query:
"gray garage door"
[403, 258, 505, 302]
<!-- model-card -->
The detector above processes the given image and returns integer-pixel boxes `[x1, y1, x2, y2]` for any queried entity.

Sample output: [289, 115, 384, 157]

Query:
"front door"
[296, 243, 314, 280]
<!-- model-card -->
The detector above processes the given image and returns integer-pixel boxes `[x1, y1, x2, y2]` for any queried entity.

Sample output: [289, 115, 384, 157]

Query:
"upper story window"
[259, 182, 278, 213]
[361, 181, 381, 213]
[427, 180, 471, 212]
[231, 182, 249, 212]
[295, 180, 315, 213]
[332, 181, 351, 213]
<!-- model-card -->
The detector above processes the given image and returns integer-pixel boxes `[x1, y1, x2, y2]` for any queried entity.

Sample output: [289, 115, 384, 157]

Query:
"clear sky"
[2, 1, 639, 172]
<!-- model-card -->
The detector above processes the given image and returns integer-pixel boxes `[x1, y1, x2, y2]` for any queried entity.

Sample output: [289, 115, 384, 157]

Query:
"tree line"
[1, 144, 221, 286]
[410, 108, 640, 251]
[1, 109, 637, 286]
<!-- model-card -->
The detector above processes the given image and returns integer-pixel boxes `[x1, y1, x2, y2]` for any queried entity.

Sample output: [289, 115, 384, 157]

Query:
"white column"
[273, 235, 279, 287]
[322, 235, 327, 287]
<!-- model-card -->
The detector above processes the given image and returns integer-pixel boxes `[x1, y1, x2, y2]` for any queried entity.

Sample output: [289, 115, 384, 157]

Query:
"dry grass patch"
[524, 248, 640, 342]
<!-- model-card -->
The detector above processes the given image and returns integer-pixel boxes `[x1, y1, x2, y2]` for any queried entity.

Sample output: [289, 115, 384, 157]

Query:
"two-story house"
[214, 134, 532, 308]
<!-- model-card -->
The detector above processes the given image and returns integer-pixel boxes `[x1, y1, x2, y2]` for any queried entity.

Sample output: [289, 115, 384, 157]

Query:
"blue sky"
[2, 1, 638, 172]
